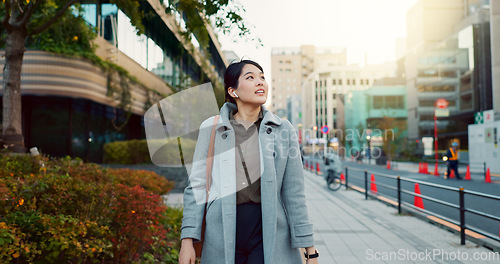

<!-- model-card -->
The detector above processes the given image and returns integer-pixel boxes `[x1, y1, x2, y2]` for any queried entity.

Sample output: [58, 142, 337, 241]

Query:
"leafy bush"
[107, 168, 174, 195]
[103, 138, 197, 165]
[0, 153, 181, 263]
[103, 139, 150, 164]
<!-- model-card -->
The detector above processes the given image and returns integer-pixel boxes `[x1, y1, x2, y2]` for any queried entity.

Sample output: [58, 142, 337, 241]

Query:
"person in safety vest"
[444, 142, 461, 180]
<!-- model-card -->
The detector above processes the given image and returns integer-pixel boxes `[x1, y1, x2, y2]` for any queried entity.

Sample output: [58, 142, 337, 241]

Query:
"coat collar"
[217, 102, 281, 130]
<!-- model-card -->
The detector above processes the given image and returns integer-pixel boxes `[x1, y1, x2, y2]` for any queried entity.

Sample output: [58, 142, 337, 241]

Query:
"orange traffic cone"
[370, 174, 378, 193]
[310, 162, 314, 172]
[485, 168, 492, 183]
[434, 163, 439, 176]
[316, 162, 322, 175]
[424, 163, 429, 174]
[418, 162, 422, 173]
[387, 160, 391, 170]
[340, 173, 345, 181]
[465, 166, 471, 180]
[449, 169, 455, 179]
[304, 161, 307, 169]
[414, 183, 424, 209]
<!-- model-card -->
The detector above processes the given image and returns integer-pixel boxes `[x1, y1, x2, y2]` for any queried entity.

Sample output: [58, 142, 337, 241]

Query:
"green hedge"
[103, 139, 196, 165]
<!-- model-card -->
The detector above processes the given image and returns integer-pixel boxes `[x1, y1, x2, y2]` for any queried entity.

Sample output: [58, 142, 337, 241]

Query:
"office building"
[0, 0, 227, 162]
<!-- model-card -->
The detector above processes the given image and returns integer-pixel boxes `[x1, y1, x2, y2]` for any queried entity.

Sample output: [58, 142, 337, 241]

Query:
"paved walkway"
[164, 169, 499, 263]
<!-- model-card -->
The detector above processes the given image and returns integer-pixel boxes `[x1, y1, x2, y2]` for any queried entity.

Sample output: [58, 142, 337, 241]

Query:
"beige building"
[270, 46, 346, 119]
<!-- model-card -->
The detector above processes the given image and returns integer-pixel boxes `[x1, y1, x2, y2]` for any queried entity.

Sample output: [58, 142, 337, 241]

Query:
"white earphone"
[232, 91, 239, 98]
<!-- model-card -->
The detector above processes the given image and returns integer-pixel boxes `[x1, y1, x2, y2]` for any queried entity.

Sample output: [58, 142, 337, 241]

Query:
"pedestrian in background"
[445, 142, 461, 180]
[178, 60, 319, 264]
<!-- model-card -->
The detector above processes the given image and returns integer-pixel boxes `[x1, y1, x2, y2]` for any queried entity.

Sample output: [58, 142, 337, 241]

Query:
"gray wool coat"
[180, 102, 314, 264]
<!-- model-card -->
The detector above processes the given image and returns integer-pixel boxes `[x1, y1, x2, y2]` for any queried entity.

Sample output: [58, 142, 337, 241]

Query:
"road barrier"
[343, 167, 500, 246]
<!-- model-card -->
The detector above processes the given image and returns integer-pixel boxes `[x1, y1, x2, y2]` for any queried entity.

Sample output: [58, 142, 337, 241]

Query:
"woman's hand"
[178, 238, 196, 264]
[304, 247, 319, 264]
[306, 259, 319, 264]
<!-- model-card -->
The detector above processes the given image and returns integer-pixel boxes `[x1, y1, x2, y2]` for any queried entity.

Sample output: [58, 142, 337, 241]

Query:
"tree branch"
[29, 0, 80, 35]
[2, 0, 13, 31]
[19, 0, 43, 26]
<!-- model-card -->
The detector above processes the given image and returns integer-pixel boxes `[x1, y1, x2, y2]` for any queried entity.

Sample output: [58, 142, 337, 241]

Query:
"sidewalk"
[164, 170, 499, 263]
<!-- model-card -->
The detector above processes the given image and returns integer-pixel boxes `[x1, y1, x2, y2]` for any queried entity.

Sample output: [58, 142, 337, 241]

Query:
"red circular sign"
[321, 125, 329, 134]
[436, 98, 448, 109]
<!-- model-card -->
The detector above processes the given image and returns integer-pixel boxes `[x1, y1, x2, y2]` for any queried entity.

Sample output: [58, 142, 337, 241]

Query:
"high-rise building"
[270, 46, 347, 120]
[490, 0, 500, 116]
[405, 0, 495, 148]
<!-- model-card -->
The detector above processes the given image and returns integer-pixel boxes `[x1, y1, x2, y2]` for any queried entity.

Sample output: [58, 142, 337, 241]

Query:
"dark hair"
[224, 59, 264, 104]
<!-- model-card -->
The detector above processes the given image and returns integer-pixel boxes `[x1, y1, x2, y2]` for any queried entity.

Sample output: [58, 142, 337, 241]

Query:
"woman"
[178, 60, 319, 264]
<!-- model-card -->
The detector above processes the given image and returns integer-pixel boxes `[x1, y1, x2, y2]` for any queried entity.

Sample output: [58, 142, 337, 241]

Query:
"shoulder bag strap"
[205, 115, 220, 200]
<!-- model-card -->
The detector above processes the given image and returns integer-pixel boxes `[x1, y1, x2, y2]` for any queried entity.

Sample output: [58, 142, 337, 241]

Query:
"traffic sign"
[321, 125, 329, 134]
[475, 112, 483, 124]
[484, 109, 494, 123]
[436, 98, 448, 109]
[435, 108, 449, 117]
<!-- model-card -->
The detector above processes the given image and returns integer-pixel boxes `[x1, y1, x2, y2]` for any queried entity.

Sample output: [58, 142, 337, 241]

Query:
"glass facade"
[22, 96, 144, 163]
[79, 2, 208, 90]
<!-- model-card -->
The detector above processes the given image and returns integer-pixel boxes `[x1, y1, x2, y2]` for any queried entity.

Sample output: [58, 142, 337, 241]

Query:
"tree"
[0, 0, 252, 152]
[370, 116, 406, 160]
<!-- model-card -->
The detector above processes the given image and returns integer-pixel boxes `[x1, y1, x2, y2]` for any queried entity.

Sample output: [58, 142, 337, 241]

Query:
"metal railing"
[469, 161, 488, 181]
[343, 166, 500, 245]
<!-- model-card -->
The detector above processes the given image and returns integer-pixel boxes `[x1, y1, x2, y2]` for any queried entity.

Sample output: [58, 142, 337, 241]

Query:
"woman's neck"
[234, 104, 261, 123]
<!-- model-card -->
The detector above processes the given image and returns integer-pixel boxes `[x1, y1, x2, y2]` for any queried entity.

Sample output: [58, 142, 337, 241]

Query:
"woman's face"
[231, 64, 268, 106]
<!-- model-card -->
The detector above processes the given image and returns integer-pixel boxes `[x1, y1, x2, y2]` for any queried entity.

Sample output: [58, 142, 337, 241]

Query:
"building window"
[360, 79, 364, 85]
[460, 95, 473, 110]
[419, 100, 456, 107]
[333, 94, 336, 100]
[417, 85, 455, 92]
[332, 79, 336, 85]
[385, 96, 398, 108]
[366, 79, 369, 85]
[347, 79, 350, 85]
[373, 96, 384, 109]
[339, 79, 342, 85]
[352, 79, 356, 85]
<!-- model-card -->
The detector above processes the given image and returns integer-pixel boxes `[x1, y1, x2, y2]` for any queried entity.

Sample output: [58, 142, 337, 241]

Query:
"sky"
[217, 0, 419, 79]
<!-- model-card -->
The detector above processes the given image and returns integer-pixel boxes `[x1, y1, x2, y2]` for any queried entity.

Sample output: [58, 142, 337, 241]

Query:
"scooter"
[323, 153, 343, 191]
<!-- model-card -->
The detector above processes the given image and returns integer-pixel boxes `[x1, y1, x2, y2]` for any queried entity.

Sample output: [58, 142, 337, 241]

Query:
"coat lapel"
[259, 105, 281, 264]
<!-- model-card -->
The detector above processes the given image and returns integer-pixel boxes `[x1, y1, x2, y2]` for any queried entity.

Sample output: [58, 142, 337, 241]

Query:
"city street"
[304, 155, 500, 246]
